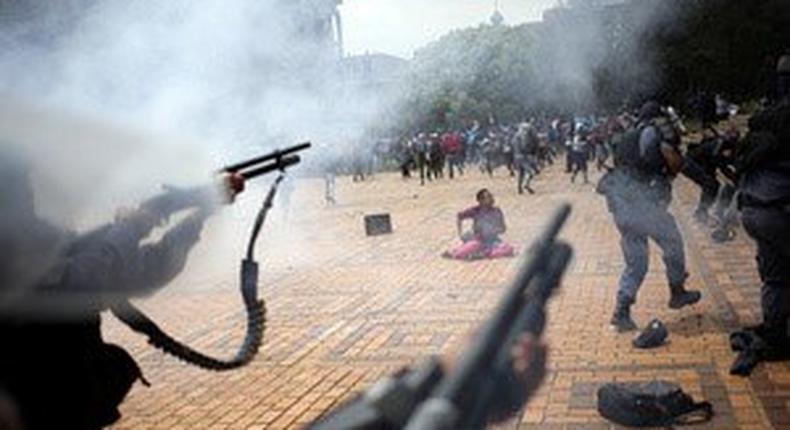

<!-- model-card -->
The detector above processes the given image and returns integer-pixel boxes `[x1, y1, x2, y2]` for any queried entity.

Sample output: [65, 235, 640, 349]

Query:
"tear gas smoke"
[405, 0, 687, 118]
[0, 0, 395, 314]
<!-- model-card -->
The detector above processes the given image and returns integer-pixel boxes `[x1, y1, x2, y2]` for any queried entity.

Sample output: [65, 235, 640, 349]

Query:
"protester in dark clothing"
[414, 134, 430, 185]
[592, 127, 610, 171]
[683, 128, 739, 226]
[685, 129, 724, 224]
[427, 133, 445, 180]
[398, 139, 414, 179]
[570, 128, 590, 184]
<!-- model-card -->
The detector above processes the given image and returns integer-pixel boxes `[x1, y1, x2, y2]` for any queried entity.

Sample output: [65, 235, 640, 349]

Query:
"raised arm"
[55, 174, 244, 304]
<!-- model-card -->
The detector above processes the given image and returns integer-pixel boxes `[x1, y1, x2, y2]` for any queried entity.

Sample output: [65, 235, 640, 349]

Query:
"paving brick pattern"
[105, 163, 784, 429]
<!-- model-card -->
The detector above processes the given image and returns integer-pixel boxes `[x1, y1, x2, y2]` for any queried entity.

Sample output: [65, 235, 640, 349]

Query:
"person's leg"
[616, 225, 649, 306]
[450, 239, 484, 260]
[700, 179, 720, 222]
[523, 162, 535, 194]
[715, 184, 737, 220]
[582, 160, 589, 184]
[645, 208, 700, 309]
[325, 177, 331, 203]
[612, 219, 648, 332]
[743, 208, 790, 348]
[488, 242, 515, 258]
[571, 157, 579, 183]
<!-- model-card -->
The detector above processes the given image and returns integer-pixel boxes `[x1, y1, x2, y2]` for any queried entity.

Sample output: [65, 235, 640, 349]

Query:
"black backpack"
[597, 381, 713, 427]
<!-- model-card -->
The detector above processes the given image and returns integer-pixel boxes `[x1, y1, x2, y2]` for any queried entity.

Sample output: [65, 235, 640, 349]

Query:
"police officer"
[0, 150, 245, 430]
[605, 101, 701, 332]
[729, 54, 790, 375]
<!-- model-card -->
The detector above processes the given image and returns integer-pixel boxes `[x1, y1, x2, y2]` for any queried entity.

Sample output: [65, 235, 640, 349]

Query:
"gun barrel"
[431, 204, 571, 405]
[222, 142, 311, 174]
[239, 155, 301, 180]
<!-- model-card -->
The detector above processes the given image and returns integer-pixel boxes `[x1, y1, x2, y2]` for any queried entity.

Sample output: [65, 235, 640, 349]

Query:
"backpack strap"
[672, 401, 713, 425]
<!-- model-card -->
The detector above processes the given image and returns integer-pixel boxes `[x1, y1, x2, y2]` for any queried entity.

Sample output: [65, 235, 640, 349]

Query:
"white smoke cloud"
[0, 0, 391, 223]
[0, 0, 395, 309]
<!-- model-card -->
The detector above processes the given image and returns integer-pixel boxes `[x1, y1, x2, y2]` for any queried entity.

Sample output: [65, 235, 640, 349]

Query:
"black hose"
[112, 173, 285, 371]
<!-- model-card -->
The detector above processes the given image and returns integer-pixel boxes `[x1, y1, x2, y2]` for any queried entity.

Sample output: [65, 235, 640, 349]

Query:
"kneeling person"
[444, 189, 515, 260]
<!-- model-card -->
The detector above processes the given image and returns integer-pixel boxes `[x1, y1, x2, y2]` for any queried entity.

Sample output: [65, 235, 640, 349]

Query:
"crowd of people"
[342, 54, 790, 381]
[390, 119, 557, 193]
[2, 34, 789, 428]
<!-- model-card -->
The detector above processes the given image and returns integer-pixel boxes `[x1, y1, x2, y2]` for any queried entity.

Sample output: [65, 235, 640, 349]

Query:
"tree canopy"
[392, 0, 790, 133]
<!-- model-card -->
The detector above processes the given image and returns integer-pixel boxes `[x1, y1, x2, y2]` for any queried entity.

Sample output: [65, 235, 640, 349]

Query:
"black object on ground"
[597, 381, 713, 427]
[632, 319, 668, 349]
[364, 214, 393, 236]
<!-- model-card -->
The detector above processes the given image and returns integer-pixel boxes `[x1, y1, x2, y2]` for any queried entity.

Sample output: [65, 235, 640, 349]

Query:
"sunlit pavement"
[105, 163, 786, 429]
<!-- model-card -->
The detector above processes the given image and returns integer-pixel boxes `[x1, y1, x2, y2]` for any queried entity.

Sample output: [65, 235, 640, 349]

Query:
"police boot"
[610, 301, 637, 332]
[668, 284, 701, 309]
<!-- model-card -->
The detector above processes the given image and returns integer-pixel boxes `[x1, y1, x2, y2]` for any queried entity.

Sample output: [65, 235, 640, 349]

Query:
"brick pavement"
[104, 163, 786, 429]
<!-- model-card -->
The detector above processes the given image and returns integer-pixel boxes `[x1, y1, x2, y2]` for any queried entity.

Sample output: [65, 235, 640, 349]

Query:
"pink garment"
[448, 238, 515, 260]
[457, 205, 506, 243]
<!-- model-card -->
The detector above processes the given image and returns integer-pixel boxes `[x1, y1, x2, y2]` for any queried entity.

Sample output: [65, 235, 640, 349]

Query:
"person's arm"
[457, 206, 476, 238]
[659, 122, 685, 176]
[661, 143, 685, 176]
[496, 208, 507, 235]
[58, 174, 244, 298]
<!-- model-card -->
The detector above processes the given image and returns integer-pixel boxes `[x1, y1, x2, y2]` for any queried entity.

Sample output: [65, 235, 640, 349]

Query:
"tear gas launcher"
[113, 142, 312, 370]
[220, 141, 311, 179]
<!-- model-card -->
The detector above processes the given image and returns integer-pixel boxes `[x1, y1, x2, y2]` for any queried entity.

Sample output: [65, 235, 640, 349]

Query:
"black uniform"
[728, 58, 790, 375]
[737, 98, 790, 348]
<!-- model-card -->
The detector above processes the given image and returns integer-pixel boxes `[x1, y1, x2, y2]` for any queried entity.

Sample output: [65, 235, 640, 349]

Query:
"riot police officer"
[730, 54, 790, 375]
[0, 150, 245, 430]
[603, 101, 702, 332]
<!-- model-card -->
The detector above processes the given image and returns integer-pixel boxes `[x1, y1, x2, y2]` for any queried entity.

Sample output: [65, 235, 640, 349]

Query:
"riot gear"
[729, 54, 790, 375]
[602, 102, 700, 332]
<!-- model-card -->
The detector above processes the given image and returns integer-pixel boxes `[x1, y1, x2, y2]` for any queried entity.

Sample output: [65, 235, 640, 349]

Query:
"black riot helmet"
[638, 100, 662, 122]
